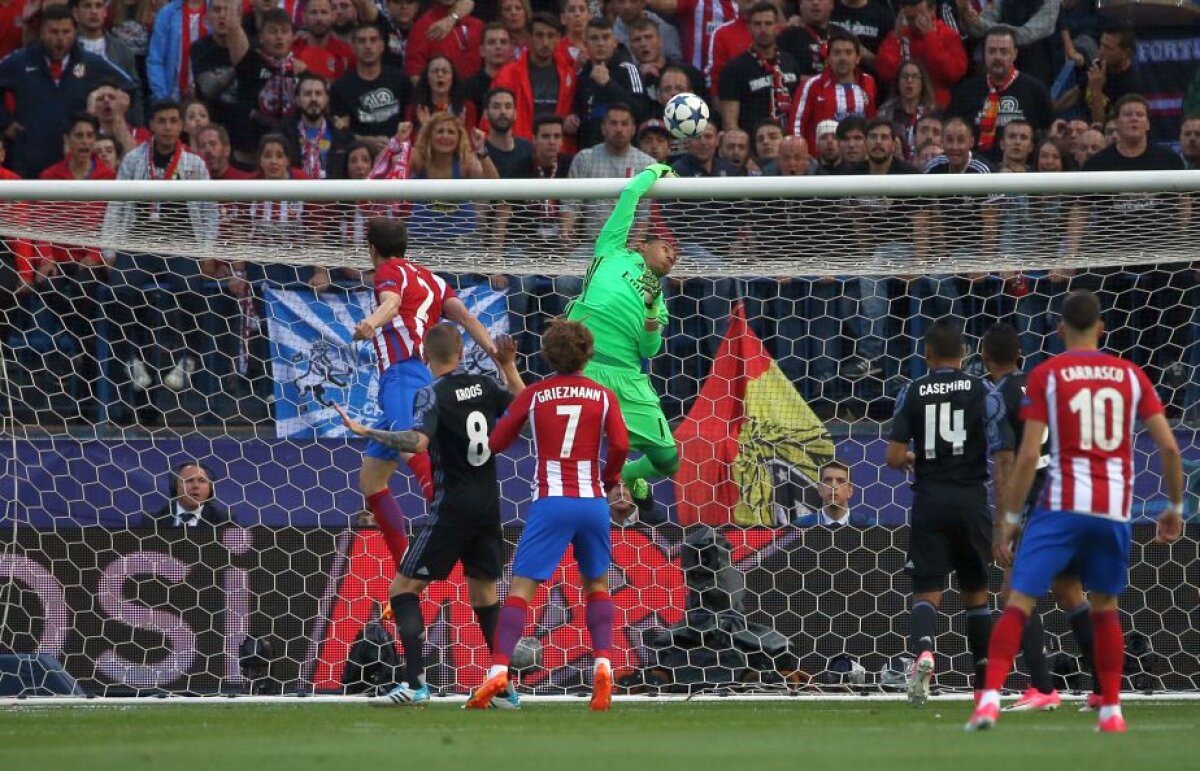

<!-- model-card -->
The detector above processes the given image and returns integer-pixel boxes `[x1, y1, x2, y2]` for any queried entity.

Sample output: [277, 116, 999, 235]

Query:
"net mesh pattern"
[0, 182, 1197, 696]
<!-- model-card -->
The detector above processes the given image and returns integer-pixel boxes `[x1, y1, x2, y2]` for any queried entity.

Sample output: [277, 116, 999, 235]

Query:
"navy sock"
[473, 602, 501, 653]
[1021, 611, 1054, 693]
[910, 600, 937, 655]
[965, 604, 993, 691]
[1067, 602, 1099, 694]
[390, 592, 425, 688]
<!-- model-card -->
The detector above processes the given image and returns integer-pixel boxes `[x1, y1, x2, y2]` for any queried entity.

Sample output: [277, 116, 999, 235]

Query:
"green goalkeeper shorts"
[584, 360, 674, 452]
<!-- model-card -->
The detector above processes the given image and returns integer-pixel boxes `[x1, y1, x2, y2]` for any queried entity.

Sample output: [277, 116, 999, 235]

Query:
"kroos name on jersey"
[455, 383, 484, 401]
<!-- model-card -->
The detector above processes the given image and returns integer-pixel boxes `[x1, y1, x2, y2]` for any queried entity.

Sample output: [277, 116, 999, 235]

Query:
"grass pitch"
[3, 698, 1198, 771]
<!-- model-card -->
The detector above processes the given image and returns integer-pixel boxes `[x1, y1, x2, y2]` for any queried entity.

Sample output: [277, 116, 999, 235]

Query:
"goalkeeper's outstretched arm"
[594, 163, 674, 256]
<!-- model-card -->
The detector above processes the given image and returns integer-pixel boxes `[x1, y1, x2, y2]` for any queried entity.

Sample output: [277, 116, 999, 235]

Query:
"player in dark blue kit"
[886, 319, 1014, 706]
[337, 323, 523, 707]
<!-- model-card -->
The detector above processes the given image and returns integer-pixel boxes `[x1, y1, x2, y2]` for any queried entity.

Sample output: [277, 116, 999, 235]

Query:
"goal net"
[0, 173, 1196, 697]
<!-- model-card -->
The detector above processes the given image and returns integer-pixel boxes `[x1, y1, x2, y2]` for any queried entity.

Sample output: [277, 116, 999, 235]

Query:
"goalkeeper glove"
[637, 268, 663, 308]
[646, 163, 675, 179]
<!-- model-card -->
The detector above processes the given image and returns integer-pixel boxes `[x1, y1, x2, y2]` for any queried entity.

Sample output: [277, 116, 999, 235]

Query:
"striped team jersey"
[1021, 350, 1164, 521]
[678, 0, 738, 72]
[371, 258, 455, 371]
[488, 374, 629, 499]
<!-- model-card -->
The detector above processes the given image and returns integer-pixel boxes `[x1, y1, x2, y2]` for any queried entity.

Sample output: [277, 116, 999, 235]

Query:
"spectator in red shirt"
[32, 112, 115, 420]
[195, 122, 256, 180]
[293, 0, 356, 80]
[489, 12, 579, 149]
[557, 0, 589, 66]
[37, 111, 116, 271]
[876, 0, 967, 110]
[405, 0, 485, 82]
[789, 26, 876, 149]
[0, 0, 26, 60]
[706, 0, 753, 99]
[648, 0, 738, 76]
[40, 111, 116, 182]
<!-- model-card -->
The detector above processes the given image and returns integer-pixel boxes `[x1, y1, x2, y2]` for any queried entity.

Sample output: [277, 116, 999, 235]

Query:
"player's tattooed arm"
[362, 428, 428, 453]
[333, 404, 430, 453]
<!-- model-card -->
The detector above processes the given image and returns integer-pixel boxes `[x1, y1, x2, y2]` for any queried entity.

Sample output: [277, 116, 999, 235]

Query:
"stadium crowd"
[1, 0, 1199, 427]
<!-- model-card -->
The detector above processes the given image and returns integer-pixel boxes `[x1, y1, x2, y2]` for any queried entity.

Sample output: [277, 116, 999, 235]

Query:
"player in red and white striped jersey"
[367, 254, 453, 371]
[489, 374, 627, 500]
[967, 290, 1184, 733]
[349, 217, 498, 571]
[467, 320, 630, 712]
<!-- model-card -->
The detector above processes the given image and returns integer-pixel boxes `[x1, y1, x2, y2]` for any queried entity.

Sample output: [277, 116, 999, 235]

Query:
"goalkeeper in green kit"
[566, 163, 678, 515]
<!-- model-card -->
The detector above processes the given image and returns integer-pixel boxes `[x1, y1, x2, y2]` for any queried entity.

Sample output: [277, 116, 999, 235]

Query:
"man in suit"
[142, 462, 232, 528]
[794, 460, 873, 526]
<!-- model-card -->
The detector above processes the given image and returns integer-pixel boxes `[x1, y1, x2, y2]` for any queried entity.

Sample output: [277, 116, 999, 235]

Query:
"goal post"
[0, 173, 1196, 697]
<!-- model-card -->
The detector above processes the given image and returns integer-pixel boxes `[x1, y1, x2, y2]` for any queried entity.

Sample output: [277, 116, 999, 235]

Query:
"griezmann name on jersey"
[1021, 350, 1164, 521]
[489, 373, 630, 499]
[371, 257, 455, 371]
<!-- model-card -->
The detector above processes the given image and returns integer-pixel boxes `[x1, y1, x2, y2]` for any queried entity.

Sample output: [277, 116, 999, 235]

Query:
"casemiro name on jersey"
[918, 379, 973, 396]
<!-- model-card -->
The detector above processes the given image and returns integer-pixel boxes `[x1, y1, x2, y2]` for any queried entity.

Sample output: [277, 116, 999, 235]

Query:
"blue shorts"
[364, 359, 433, 463]
[1011, 508, 1132, 598]
[511, 497, 611, 582]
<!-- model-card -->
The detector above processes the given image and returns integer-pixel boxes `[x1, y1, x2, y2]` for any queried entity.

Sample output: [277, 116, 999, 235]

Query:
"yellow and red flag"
[675, 303, 834, 525]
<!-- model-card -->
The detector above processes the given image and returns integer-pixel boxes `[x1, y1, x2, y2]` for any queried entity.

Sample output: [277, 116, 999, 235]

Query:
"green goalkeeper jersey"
[566, 164, 672, 367]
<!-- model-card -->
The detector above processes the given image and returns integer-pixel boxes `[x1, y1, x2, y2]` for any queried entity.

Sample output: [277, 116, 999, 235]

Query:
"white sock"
[595, 656, 611, 671]
[980, 689, 1001, 709]
[488, 664, 506, 679]
[1099, 705, 1123, 721]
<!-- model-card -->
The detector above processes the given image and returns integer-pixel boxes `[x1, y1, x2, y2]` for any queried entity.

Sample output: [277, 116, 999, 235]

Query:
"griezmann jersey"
[489, 374, 630, 499]
[1021, 350, 1164, 521]
[371, 257, 455, 372]
[412, 367, 514, 524]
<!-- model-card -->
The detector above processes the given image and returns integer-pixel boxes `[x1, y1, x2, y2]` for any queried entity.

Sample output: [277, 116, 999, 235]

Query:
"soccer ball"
[663, 93, 710, 140]
[510, 636, 543, 670]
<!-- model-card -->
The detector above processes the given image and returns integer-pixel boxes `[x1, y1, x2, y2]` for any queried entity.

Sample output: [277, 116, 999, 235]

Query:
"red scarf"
[47, 54, 66, 83]
[148, 142, 185, 180]
[752, 48, 792, 124]
[370, 137, 412, 180]
[978, 68, 1018, 152]
[299, 118, 329, 179]
[902, 105, 925, 163]
[179, 2, 207, 95]
[259, 50, 298, 119]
